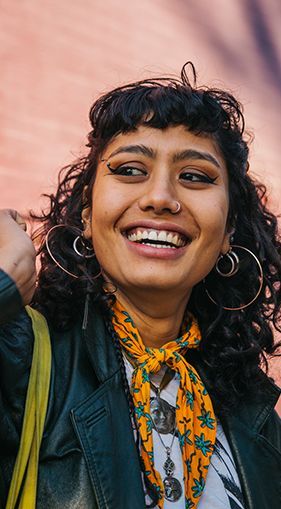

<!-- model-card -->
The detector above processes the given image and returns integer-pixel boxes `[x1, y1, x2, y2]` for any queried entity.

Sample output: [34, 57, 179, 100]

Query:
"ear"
[81, 206, 92, 241]
[221, 226, 235, 255]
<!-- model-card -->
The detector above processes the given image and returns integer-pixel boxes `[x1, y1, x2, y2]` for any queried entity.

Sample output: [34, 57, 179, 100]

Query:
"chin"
[124, 277, 184, 293]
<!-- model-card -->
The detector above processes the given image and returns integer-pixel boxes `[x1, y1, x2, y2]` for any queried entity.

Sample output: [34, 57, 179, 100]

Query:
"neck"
[115, 288, 190, 348]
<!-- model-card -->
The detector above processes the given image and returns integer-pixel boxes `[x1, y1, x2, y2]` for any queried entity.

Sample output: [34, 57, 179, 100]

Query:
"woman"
[0, 63, 280, 509]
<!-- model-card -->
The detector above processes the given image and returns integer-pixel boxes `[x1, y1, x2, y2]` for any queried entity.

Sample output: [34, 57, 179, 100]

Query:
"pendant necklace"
[150, 369, 176, 435]
[122, 353, 183, 502]
[149, 369, 183, 503]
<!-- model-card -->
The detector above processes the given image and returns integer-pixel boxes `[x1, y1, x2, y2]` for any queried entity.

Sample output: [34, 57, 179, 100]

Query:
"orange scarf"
[111, 300, 217, 509]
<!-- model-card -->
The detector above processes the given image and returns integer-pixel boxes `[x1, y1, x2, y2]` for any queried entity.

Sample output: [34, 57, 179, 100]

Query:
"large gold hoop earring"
[204, 245, 264, 311]
[45, 224, 102, 280]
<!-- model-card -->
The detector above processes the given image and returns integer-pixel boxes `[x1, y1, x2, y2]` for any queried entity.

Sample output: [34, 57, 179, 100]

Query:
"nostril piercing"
[172, 202, 181, 214]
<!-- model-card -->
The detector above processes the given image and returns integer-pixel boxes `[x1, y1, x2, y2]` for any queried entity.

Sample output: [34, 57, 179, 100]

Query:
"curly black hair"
[32, 63, 281, 416]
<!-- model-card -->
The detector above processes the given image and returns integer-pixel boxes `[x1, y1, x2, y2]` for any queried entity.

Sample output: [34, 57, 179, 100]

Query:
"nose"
[138, 172, 180, 215]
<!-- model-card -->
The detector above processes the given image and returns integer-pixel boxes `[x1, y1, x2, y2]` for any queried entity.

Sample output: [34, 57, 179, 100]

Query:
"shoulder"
[226, 374, 281, 451]
[254, 380, 281, 450]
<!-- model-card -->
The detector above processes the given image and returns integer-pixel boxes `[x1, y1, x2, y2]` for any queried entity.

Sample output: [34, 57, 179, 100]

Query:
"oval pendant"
[150, 397, 176, 434]
[163, 476, 183, 502]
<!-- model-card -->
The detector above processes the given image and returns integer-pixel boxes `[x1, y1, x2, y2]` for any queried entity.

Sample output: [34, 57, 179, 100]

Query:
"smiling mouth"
[124, 228, 190, 249]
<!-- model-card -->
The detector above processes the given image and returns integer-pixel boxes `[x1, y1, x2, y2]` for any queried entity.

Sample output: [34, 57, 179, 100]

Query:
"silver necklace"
[149, 371, 183, 503]
[122, 354, 183, 503]
[150, 369, 176, 435]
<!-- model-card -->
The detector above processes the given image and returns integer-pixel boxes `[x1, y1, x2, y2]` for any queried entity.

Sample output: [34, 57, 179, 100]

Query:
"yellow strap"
[6, 306, 52, 509]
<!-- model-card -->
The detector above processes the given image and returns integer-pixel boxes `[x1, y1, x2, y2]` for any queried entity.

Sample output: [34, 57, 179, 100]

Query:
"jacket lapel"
[71, 301, 145, 509]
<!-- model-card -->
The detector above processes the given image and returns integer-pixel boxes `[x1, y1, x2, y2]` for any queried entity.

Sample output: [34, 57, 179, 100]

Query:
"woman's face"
[83, 125, 230, 301]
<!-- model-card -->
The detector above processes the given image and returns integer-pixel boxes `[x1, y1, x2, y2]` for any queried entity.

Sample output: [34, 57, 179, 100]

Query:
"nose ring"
[172, 202, 181, 214]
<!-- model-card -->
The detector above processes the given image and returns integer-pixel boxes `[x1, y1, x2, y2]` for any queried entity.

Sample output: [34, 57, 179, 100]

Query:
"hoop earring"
[215, 248, 239, 277]
[205, 245, 264, 311]
[45, 224, 102, 280]
[73, 235, 96, 259]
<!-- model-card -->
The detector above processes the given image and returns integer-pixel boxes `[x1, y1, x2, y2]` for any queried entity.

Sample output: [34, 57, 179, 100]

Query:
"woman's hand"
[0, 209, 37, 304]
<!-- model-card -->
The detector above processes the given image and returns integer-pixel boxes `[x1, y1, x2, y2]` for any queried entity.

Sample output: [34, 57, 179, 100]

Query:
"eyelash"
[106, 162, 218, 184]
[180, 172, 218, 184]
[107, 163, 145, 176]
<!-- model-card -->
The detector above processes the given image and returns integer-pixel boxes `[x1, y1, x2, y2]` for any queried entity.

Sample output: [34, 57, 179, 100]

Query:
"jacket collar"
[83, 300, 281, 428]
[82, 299, 120, 383]
[73, 299, 146, 509]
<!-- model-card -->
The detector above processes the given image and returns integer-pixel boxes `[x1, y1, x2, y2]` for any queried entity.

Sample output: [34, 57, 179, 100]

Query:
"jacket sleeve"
[0, 270, 34, 505]
[0, 269, 23, 325]
[0, 269, 33, 426]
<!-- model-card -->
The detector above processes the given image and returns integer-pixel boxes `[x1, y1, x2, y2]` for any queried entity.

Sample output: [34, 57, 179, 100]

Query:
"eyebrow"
[172, 149, 221, 168]
[107, 144, 221, 169]
[108, 144, 156, 159]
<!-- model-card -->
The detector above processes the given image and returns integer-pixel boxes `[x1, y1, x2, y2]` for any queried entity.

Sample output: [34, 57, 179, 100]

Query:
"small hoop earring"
[216, 249, 239, 277]
[73, 236, 96, 259]
[205, 244, 264, 311]
[45, 224, 102, 280]
[171, 202, 181, 214]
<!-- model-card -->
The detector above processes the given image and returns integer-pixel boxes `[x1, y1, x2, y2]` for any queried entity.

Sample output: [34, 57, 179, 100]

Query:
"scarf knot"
[137, 347, 172, 373]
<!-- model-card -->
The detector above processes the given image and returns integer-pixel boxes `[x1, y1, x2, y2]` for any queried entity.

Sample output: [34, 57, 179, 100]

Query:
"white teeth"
[172, 234, 178, 246]
[148, 230, 158, 241]
[143, 243, 176, 249]
[158, 230, 167, 242]
[167, 232, 174, 244]
[127, 228, 186, 247]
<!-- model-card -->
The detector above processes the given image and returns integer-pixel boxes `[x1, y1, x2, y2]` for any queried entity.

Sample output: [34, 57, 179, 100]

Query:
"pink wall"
[1, 0, 280, 411]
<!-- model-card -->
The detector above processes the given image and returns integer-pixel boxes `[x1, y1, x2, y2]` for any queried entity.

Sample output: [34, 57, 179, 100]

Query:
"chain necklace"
[149, 370, 183, 503]
[123, 352, 183, 502]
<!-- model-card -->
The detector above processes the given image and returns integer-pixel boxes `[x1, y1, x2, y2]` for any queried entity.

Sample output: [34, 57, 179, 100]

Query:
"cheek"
[202, 190, 228, 231]
[90, 188, 126, 265]
[205, 203, 228, 234]
[193, 194, 229, 264]
[91, 179, 132, 227]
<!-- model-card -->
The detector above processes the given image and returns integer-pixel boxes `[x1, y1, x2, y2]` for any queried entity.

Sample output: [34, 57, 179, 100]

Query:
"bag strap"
[6, 306, 52, 509]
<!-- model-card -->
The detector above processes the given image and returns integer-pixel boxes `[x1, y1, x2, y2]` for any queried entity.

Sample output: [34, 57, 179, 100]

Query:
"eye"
[107, 162, 146, 177]
[180, 171, 218, 184]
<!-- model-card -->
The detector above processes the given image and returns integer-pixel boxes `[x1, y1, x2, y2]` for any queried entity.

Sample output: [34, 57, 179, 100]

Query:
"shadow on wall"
[176, 0, 281, 93]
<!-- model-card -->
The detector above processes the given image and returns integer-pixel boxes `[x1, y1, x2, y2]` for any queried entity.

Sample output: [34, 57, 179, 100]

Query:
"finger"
[15, 212, 27, 231]
[4, 209, 27, 231]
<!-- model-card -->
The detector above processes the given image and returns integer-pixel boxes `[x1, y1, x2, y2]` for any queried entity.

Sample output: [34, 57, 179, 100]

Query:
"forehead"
[101, 124, 226, 167]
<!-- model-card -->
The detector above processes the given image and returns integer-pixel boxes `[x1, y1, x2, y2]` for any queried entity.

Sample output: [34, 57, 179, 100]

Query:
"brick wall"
[1, 0, 280, 410]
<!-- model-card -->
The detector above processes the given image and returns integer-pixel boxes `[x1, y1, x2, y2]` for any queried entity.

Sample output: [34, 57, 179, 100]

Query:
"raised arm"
[0, 209, 36, 323]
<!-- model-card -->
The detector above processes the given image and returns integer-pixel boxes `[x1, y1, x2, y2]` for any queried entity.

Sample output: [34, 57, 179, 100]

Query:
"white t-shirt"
[124, 357, 245, 509]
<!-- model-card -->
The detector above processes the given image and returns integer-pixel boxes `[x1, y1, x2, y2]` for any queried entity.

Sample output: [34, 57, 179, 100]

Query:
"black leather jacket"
[0, 269, 280, 508]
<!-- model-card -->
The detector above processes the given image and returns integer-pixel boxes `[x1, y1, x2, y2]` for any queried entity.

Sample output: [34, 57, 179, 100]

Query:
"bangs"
[86, 67, 247, 178]
[89, 83, 228, 149]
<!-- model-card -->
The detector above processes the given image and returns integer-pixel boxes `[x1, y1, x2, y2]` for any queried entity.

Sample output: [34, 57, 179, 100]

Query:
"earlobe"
[81, 206, 92, 240]
[221, 225, 235, 255]
[221, 233, 231, 255]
